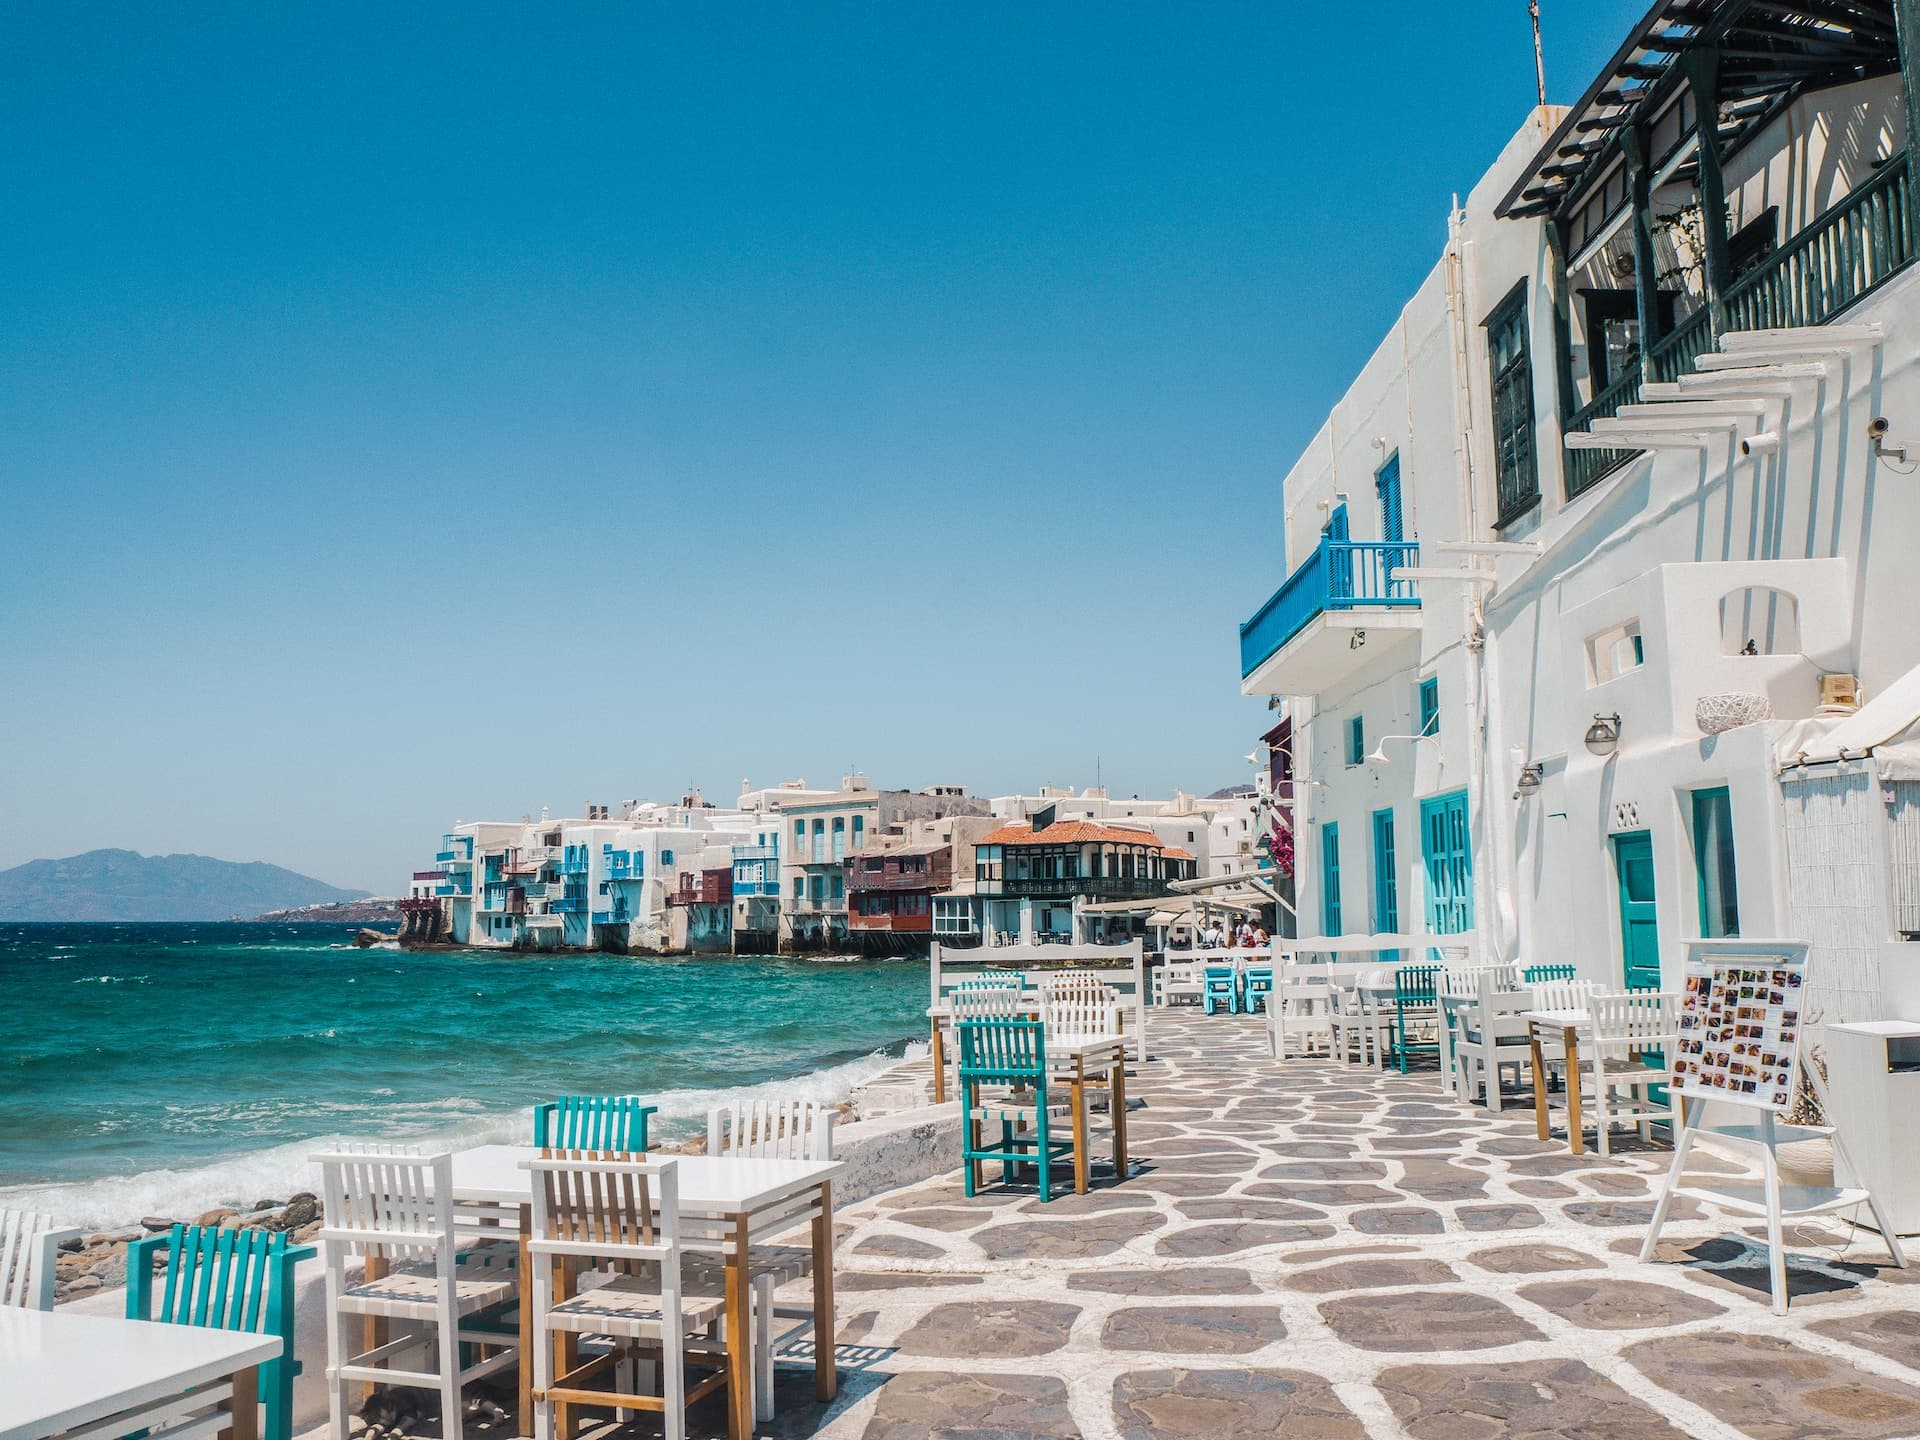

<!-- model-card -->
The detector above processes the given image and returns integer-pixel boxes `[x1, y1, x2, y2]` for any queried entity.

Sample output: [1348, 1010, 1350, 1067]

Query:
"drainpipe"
[1442, 199, 1515, 963]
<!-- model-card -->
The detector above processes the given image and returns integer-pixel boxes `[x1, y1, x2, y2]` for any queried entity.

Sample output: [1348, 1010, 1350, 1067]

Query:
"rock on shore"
[55, 1193, 324, 1304]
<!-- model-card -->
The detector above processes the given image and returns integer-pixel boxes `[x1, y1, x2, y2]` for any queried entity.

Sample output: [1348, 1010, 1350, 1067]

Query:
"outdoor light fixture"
[1514, 762, 1544, 799]
[1585, 713, 1622, 758]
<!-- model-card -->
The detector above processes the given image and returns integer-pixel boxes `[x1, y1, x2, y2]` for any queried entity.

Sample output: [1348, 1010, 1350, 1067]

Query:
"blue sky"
[0, 3, 1647, 891]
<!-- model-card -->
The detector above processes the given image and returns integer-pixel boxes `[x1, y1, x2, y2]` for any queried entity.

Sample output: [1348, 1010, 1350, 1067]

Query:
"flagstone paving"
[730, 1008, 1920, 1440]
[432, 1008, 1918, 1439]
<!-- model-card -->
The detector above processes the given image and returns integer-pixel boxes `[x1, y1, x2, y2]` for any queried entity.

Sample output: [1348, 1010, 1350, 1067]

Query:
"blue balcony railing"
[554, 896, 588, 914]
[1239, 539, 1419, 679]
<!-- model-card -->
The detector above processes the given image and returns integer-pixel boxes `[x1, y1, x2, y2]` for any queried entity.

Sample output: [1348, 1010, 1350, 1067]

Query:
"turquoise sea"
[0, 924, 931, 1228]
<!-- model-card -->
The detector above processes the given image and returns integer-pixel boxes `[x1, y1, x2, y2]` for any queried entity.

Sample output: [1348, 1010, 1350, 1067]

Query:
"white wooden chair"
[1039, 980, 1122, 1042]
[703, 1100, 831, 1422]
[527, 1153, 730, 1440]
[1270, 972, 1333, 1059]
[1586, 991, 1681, 1157]
[0, 1207, 81, 1310]
[1155, 959, 1204, 1007]
[315, 1146, 520, 1440]
[1328, 981, 1394, 1067]
[1448, 970, 1535, 1110]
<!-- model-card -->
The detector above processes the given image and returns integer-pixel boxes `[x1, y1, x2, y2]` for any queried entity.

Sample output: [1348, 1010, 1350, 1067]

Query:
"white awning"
[1777, 660, 1920, 778]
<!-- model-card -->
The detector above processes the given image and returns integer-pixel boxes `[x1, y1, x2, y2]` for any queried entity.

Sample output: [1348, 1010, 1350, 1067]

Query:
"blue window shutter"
[1322, 823, 1342, 935]
[1376, 453, 1404, 544]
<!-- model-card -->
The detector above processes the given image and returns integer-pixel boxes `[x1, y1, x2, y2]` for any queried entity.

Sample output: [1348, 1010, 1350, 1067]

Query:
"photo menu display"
[1671, 951, 1806, 1111]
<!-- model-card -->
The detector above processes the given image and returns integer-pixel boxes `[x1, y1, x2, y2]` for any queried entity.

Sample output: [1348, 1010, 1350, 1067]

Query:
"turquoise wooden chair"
[957, 1016, 1074, 1203]
[533, 1094, 657, 1152]
[1201, 964, 1239, 1015]
[128, 1224, 314, 1440]
[970, 968, 1025, 989]
[1523, 963, 1576, 984]
[1243, 964, 1275, 1013]
[1390, 965, 1444, 1073]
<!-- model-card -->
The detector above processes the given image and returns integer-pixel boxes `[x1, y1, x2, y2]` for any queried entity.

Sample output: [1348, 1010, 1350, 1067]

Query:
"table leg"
[1069, 1064, 1089, 1196]
[1529, 1030, 1550, 1141]
[930, 1021, 946, 1105]
[727, 1215, 752, 1440]
[517, 1203, 534, 1431]
[811, 1180, 837, 1404]
[1563, 1027, 1585, 1157]
[1110, 1052, 1129, 1178]
[221, 1364, 259, 1440]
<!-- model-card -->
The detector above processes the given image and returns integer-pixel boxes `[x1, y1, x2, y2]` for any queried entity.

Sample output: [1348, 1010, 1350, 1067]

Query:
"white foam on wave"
[0, 1044, 924, 1232]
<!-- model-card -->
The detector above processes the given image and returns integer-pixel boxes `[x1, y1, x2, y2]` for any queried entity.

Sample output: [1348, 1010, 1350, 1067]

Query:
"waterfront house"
[775, 780, 991, 951]
[1241, 0, 1920, 1021]
[970, 814, 1196, 944]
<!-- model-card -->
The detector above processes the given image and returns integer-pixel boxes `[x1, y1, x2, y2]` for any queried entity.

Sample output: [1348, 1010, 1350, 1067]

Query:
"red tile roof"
[979, 821, 1166, 849]
[1162, 846, 1194, 860]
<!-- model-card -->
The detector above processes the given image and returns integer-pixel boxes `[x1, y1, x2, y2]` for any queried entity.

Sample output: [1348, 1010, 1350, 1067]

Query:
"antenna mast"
[1529, 1, 1547, 107]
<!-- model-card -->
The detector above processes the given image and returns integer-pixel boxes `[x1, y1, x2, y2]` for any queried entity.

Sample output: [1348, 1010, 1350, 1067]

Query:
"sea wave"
[0, 1043, 922, 1232]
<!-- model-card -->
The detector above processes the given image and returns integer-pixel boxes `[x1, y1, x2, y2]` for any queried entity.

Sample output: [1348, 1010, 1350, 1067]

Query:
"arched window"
[1718, 587, 1801, 656]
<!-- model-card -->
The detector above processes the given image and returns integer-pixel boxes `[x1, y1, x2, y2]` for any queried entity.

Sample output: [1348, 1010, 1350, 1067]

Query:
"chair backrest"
[527, 1153, 679, 1261]
[0, 1208, 72, 1311]
[961, 968, 1024, 990]
[956, 1016, 1047, 1086]
[1531, 978, 1600, 1013]
[707, 1098, 834, 1161]
[313, 1146, 453, 1264]
[1394, 965, 1442, 1003]
[952, 982, 1026, 1020]
[1524, 963, 1577, 984]
[1202, 964, 1236, 984]
[128, 1224, 310, 1337]
[1590, 990, 1679, 1050]
[1041, 988, 1120, 1040]
[533, 1095, 657, 1153]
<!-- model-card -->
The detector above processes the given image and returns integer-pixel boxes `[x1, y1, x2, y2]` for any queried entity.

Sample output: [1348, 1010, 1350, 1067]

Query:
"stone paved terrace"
[421, 1009, 1920, 1440]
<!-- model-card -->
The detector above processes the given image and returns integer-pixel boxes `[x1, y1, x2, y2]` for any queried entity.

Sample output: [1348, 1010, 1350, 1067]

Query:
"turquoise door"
[1420, 791, 1473, 939]
[1372, 808, 1400, 962]
[1321, 823, 1342, 935]
[1613, 831, 1662, 989]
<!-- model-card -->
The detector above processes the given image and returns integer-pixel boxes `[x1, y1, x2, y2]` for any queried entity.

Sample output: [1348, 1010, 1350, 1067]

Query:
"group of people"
[1190, 919, 1270, 950]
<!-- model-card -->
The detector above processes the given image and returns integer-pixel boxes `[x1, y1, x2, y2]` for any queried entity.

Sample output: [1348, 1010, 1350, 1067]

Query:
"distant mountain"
[0, 849, 370, 922]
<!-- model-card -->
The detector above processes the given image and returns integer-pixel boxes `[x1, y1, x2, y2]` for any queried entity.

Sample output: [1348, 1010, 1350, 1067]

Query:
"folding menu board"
[1642, 939, 1905, 1314]
[1669, 946, 1807, 1113]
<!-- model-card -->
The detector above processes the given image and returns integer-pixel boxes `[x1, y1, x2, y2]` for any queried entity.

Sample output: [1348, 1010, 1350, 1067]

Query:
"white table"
[0, 1307, 280, 1440]
[1522, 1007, 1592, 1154]
[450, 1145, 843, 1440]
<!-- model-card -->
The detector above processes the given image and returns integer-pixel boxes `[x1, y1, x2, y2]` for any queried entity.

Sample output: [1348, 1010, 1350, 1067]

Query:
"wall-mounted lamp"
[1513, 762, 1545, 800]
[1366, 735, 1427, 766]
[1585, 713, 1622, 758]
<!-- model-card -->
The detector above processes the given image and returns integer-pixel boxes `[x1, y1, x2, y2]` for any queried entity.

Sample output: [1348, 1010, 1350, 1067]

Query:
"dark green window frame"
[1418, 677, 1439, 737]
[1485, 281, 1539, 527]
[1692, 787, 1739, 937]
[1348, 715, 1366, 766]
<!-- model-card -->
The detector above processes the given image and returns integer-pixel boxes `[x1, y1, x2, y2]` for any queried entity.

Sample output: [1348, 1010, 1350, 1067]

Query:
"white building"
[1242, 3, 1920, 1023]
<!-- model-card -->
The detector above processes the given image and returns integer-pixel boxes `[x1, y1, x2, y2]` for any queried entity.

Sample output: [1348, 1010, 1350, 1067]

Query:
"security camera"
[1869, 417, 1909, 463]
[1869, 416, 1892, 439]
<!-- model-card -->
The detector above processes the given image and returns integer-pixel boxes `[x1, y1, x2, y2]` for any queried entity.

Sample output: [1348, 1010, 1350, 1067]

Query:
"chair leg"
[439, 1328, 464, 1440]
[1035, 1108, 1052, 1204]
[754, 1274, 775, 1423]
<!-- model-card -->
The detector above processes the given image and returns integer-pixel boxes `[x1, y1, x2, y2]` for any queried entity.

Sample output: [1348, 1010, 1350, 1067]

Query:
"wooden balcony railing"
[1724, 154, 1913, 333]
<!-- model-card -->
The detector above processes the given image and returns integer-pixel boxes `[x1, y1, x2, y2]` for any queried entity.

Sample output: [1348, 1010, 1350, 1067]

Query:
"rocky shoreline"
[55, 1192, 324, 1304]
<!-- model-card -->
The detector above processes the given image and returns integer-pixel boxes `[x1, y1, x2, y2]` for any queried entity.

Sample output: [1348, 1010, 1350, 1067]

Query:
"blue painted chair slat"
[130, 1223, 314, 1440]
[1523, 964, 1576, 984]
[533, 1094, 657, 1153]
[1391, 965, 1445, 1073]
[956, 1016, 1075, 1203]
[1201, 965, 1240, 1016]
